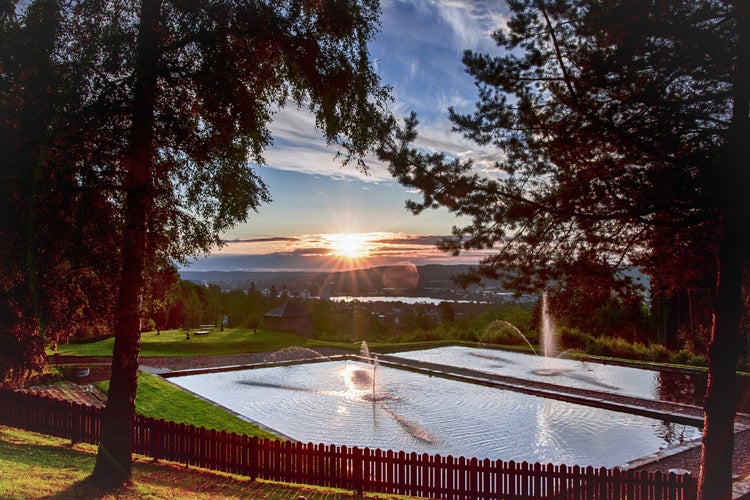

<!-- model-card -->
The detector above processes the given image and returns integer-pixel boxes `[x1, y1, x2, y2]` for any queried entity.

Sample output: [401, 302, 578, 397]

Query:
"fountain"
[541, 291, 557, 358]
[371, 354, 378, 402]
[476, 294, 568, 375]
[480, 320, 539, 356]
[357, 346, 434, 441]
[534, 292, 573, 376]
[264, 346, 328, 362]
[250, 342, 437, 444]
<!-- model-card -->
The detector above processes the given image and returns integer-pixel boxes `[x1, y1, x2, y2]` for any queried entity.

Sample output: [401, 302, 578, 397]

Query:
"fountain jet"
[535, 291, 571, 376]
[541, 291, 557, 358]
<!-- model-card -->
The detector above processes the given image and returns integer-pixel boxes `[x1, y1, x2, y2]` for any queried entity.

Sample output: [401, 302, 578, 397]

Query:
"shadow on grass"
[2, 426, 363, 499]
[46, 462, 363, 500]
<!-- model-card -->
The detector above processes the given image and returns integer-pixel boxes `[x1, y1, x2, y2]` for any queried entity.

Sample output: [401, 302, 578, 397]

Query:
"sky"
[184, 0, 510, 273]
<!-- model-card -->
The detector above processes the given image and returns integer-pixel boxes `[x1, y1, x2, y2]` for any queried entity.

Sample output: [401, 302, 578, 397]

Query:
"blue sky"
[184, 1, 509, 272]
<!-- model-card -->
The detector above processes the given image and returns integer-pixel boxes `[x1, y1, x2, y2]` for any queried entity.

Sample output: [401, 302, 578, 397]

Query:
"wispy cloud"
[224, 236, 300, 243]
[256, 1, 509, 185]
[432, 0, 507, 53]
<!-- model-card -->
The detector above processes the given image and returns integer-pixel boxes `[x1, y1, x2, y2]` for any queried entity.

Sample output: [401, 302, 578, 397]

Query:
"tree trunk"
[698, 4, 750, 498]
[91, 0, 161, 487]
[90, 184, 150, 486]
[698, 216, 743, 500]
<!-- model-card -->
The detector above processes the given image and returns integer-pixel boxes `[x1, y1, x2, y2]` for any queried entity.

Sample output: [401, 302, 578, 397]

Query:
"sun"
[326, 233, 371, 259]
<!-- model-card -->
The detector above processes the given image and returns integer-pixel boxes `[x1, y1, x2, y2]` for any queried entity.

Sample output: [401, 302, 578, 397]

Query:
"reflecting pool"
[169, 358, 700, 467]
[392, 346, 667, 400]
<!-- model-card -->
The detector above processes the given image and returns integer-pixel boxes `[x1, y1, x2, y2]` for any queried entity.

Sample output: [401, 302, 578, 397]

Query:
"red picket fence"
[0, 389, 696, 499]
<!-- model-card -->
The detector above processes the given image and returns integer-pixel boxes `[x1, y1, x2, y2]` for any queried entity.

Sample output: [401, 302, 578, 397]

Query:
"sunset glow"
[196, 231, 491, 272]
[325, 233, 372, 259]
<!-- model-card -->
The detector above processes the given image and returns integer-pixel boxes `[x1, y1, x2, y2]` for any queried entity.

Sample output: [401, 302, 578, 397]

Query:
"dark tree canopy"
[0, 0, 122, 385]
[379, 1, 749, 498]
[383, 0, 742, 291]
[2, 0, 392, 487]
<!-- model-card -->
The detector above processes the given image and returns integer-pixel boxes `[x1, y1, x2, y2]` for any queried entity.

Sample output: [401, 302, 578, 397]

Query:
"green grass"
[0, 426, 370, 499]
[94, 372, 277, 439]
[51, 327, 357, 358]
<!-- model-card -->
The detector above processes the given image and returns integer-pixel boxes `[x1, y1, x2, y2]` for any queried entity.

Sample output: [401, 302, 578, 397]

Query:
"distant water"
[332, 295, 496, 304]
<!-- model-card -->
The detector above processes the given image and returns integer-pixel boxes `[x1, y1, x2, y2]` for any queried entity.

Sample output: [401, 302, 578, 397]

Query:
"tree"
[5, 0, 390, 488]
[91, 0, 389, 487]
[437, 301, 455, 324]
[0, 0, 122, 384]
[378, 1, 748, 497]
[141, 265, 181, 333]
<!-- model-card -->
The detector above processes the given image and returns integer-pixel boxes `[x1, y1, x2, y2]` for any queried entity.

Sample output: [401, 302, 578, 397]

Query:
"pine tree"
[379, 1, 748, 497]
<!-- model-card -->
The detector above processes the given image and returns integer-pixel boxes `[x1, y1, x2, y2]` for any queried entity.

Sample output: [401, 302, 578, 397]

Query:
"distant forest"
[49, 260, 727, 368]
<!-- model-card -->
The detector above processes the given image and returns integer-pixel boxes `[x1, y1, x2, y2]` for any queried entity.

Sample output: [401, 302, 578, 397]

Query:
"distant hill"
[179, 270, 315, 283]
[179, 264, 493, 296]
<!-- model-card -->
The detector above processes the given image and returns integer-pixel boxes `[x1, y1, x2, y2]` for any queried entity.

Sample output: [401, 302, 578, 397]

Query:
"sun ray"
[325, 233, 372, 259]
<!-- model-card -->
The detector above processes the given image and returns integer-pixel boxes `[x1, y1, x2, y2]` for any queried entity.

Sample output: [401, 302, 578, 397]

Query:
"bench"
[193, 330, 210, 335]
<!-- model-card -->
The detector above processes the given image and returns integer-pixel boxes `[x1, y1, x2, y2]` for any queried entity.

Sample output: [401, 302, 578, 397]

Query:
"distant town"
[180, 264, 536, 304]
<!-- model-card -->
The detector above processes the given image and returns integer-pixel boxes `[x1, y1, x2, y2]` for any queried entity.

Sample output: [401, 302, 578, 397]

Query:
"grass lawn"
[94, 371, 278, 439]
[0, 426, 371, 499]
[51, 327, 358, 358]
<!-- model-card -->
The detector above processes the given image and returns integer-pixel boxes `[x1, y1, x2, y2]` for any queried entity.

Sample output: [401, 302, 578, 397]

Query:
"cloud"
[253, 1, 510, 186]
[224, 237, 300, 243]
[262, 105, 395, 182]
[373, 234, 443, 246]
[433, 0, 506, 53]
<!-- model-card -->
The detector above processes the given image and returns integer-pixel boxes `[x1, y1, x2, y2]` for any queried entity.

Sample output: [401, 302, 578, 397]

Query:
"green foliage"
[559, 326, 706, 367]
[0, 0, 121, 383]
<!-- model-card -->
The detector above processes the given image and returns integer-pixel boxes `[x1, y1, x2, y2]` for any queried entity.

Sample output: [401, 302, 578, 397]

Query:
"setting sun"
[326, 233, 372, 259]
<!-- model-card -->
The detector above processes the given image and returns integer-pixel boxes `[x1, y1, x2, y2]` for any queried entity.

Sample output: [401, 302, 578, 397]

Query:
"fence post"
[69, 401, 79, 445]
[351, 446, 363, 496]
[683, 472, 697, 500]
[249, 436, 258, 481]
[152, 417, 162, 463]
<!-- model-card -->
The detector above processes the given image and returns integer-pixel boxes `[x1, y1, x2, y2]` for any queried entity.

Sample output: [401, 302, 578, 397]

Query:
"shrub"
[685, 352, 708, 367]
[666, 349, 705, 367]
[648, 343, 672, 363]
[559, 327, 592, 351]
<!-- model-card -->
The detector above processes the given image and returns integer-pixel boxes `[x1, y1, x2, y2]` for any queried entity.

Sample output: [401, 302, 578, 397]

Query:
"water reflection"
[658, 371, 706, 407]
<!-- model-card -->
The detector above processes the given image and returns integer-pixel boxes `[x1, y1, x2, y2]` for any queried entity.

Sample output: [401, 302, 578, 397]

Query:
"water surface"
[169, 359, 700, 467]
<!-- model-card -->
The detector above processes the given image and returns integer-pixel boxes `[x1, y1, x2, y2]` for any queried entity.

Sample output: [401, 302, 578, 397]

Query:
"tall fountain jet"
[541, 291, 557, 358]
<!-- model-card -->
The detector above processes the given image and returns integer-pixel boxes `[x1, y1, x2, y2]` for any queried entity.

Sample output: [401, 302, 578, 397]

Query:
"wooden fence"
[0, 389, 696, 499]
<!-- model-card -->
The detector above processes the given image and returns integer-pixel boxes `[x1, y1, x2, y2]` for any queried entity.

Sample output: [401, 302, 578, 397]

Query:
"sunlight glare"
[326, 233, 372, 259]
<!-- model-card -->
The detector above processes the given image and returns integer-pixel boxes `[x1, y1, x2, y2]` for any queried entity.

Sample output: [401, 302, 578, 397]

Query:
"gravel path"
[51, 350, 750, 497]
